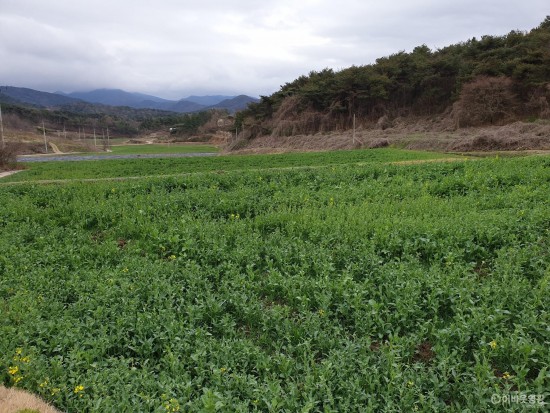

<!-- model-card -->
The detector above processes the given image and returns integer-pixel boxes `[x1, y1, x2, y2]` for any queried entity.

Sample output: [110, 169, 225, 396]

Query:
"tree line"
[0, 101, 224, 138]
[238, 17, 550, 134]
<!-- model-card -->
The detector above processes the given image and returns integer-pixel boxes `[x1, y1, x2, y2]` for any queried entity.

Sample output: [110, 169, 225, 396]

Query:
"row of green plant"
[3, 148, 454, 182]
[1, 154, 548, 411]
[98, 144, 219, 156]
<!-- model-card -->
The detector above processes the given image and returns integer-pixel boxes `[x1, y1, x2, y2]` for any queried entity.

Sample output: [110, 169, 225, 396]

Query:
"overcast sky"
[0, 0, 547, 99]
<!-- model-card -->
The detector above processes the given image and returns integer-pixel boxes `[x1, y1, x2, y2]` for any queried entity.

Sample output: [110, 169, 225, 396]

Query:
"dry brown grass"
[0, 142, 21, 169]
[1, 129, 108, 155]
[225, 118, 550, 154]
[0, 386, 62, 413]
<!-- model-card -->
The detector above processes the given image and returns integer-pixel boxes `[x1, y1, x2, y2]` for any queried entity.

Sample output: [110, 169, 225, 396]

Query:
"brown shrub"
[0, 142, 21, 169]
[454, 76, 517, 127]
[367, 138, 390, 148]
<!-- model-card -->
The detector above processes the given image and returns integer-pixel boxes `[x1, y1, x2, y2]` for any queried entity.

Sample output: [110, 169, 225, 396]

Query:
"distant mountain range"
[0, 86, 259, 114]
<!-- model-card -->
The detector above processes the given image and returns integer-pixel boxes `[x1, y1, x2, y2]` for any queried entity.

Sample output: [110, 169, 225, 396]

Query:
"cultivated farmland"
[0, 150, 548, 412]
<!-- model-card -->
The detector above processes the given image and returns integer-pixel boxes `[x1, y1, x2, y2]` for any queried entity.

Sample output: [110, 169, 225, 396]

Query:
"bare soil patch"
[413, 341, 436, 365]
[0, 130, 104, 155]
[0, 385, 61, 413]
[48, 142, 62, 154]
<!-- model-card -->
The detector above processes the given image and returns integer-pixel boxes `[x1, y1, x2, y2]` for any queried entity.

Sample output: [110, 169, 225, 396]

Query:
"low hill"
[211, 95, 259, 113]
[233, 17, 550, 151]
[184, 95, 236, 106]
[0, 86, 82, 107]
[61, 89, 172, 107]
[57, 89, 257, 113]
[161, 99, 206, 113]
[1, 86, 258, 115]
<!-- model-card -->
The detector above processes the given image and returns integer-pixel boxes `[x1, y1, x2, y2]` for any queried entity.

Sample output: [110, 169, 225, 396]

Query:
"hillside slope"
[59, 89, 257, 113]
[232, 17, 550, 151]
[0, 86, 82, 107]
[62, 89, 172, 107]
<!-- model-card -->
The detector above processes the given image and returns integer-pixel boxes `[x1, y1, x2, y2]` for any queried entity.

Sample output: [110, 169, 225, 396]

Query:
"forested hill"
[237, 17, 550, 139]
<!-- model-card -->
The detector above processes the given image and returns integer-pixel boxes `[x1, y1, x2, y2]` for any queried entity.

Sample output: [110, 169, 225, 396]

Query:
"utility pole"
[42, 120, 48, 153]
[352, 113, 356, 145]
[0, 104, 5, 149]
[106, 127, 110, 149]
[93, 126, 97, 147]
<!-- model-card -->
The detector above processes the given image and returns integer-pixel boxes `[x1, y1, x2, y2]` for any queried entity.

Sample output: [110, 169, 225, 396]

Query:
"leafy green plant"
[0, 153, 548, 412]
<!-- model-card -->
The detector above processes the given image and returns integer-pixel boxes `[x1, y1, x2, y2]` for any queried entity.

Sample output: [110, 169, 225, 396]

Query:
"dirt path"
[390, 157, 469, 165]
[48, 142, 63, 154]
[0, 170, 22, 179]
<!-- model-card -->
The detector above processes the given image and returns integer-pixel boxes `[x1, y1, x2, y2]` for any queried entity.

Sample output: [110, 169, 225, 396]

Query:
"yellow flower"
[8, 366, 18, 375]
[74, 385, 85, 394]
[40, 380, 48, 388]
[122, 267, 129, 273]
[502, 372, 513, 380]
[14, 376, 23, 383]
[21, 356, 30, 363]
[220, 367, 227, 374]
[318, 309, 325, 316]
[489, 340, 497, 350]
[169, 255, 176, 260]
[407, 380, 414, 387]
[51, 388, 60, 396]
[15, 348, 23, 355]
[164, 398, 180, 412]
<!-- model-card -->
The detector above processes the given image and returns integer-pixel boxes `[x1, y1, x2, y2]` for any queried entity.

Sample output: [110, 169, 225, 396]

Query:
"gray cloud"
[0, 0, 547, 98]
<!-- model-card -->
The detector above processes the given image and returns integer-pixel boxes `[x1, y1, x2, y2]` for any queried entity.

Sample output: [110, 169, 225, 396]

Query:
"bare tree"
[0, 142, 20, 169]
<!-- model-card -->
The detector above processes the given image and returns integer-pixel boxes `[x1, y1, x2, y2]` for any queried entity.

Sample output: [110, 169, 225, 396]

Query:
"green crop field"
[5, 148, 454, 183]
[0, 150, 548, 412]
[102, 144, 219, 156]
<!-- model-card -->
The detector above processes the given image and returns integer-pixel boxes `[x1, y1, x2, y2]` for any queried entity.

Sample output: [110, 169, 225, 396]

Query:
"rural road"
[17, 152, 217, 162]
